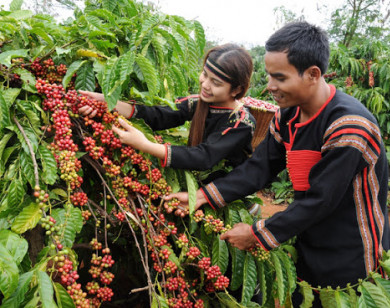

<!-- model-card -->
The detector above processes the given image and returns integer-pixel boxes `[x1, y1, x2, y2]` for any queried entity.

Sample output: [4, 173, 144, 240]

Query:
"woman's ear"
[231, 86, 242, 98]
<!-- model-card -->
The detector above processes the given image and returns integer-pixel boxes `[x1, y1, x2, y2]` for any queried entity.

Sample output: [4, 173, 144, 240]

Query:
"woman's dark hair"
[188, 44, 253, 146]
[265, 21, 330, 76]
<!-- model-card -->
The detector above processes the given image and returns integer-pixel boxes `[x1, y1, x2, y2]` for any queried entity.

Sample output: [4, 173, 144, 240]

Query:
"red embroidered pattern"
[286, 150, 322, 191]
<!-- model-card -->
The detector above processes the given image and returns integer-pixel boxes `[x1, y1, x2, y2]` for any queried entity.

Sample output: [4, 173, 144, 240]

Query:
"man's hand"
[165, 189, 207, 216]
[220, 223, 258, 250]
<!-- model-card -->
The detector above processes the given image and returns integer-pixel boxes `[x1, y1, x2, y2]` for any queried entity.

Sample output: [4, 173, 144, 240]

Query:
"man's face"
[265, 51, 310, 109]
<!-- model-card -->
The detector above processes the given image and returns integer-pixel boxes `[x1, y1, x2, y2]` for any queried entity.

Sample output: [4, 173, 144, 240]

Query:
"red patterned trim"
[222, 107, 246, 135]
[160, 144, 169, 167]
[353, 173, 375, 273]
[328, 128, 380, 153]
[250, 226, 269, 251]
[254, 220, 280, 249]
[127, 103, 136, 119]
[322, 135, 378, 165]
[175, 94, 199, 104]
[363, 167, 380, 267]
[200, 188, 216, 210]
[203, 183, 226, 208]
[324, 116, 381, 142]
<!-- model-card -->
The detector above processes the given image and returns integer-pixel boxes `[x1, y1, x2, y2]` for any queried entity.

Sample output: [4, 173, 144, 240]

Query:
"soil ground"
[257, 190, 288, 218]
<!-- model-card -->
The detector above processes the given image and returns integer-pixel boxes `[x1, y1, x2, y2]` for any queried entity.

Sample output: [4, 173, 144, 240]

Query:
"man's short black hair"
[265, 21, 330, 76]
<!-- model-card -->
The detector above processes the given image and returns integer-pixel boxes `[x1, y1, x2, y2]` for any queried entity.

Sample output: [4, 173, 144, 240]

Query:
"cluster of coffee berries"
[203, 215, 229, 234]
[248, 244, 270, 262]
[323, 71, 337, 79]
[70, 191, 88, 206]
[40, 216, 60, 236]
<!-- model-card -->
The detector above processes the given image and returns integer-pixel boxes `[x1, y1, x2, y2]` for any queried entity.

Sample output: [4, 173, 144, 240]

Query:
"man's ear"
[306, 66, 322, 82]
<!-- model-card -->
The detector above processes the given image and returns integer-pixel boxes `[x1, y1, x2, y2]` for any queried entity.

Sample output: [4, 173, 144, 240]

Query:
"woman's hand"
[112, 118, 166, 159]
[112, 118, 149, 149]
[78, 90, 105, 117]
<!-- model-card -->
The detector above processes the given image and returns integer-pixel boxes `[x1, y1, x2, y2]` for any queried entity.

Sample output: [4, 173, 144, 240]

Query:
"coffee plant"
[1, 1, 390, 307]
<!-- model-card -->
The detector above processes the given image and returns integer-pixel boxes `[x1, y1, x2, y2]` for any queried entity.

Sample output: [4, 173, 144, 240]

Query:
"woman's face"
[198, 67, 236, 105]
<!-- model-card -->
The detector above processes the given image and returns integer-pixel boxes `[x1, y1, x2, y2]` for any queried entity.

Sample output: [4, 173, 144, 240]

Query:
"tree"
[327, 0, 390, 47]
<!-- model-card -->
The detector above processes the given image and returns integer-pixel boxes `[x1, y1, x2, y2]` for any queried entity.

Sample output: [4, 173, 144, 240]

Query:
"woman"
[80, 44, 256, 187]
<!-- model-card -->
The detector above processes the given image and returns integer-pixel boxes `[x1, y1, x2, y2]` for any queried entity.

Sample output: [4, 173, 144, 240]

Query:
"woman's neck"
[211, 98, 238, 109]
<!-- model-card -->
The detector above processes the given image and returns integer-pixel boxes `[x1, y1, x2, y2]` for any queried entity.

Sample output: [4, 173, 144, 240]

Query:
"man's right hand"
[165, 189, 207, 216]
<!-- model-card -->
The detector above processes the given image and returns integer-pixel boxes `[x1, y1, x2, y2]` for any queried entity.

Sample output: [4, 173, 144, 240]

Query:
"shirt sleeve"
[201, 117, 286, 208]
[132, 97, 195, 131]
[251, 116, 383, 250]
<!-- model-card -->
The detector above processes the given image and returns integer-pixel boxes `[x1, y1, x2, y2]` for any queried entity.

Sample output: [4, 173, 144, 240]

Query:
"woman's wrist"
[115, 100, 134, 118]
[140, 142, 166, 160]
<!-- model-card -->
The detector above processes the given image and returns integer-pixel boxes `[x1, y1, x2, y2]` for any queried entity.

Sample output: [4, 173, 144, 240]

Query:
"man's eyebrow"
[265, 70, 286, 78]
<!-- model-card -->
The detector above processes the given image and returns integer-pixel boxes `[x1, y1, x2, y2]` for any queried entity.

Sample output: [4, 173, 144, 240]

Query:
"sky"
[145, 0, 344, 47]
[1, 0, 344, 48]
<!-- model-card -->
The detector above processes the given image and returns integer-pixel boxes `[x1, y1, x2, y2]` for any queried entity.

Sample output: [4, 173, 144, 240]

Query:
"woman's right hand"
[78, 90, 106, 117]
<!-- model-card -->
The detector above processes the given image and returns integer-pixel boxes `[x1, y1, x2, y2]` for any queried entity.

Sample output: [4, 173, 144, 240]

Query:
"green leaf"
[117, 50, 135, 83]
[164, 168, 180, 193]
[373, 276, 390, 301]
[10, 0, 23, 11]
[38, 145, 58, 185]
[135, 54, 159, 96]
[2, 88, 21, 106]
[75, 62, 96, 91]
[0, 49, 28, 67]
[276, 250, 296, 294]
[271, 250, 287, 306]
[52, 207, 83, 248]
[7, 178, 25, 210]
[20, 151, 36, 188]
[212, 235, 229, 275]
[319, 288, 350, 308]
[299, 281, 315, 308]
[0, 271, 34, 308]
[0, 244, 19, 299]
[151, 294, 169, 308]
[13, 68, 37, 93]
[53, 282, 75, 308]
[257, 261, 275, 306]
[0, 91, 12, 129]
[241, 253, 257, 305]
[37, 271, 57, 308]
[11, 202, 42, 234]
[11, 123, 39, 154]
[0, 132, 14, 163]
[226, 203, 242, 227]
[238, 207, 253, 225]
[230, 246, 245, 291]
[62, 60, 87, 89]
[358, 281, 390, 308]
[0, 229, 28, 264]
[217, 292, 241, 307]
[30, 27, 53, 46]
[379, 258, 390, 276]
[184, 170, 198, 215]
[15, 100, 41, 128]
[193, 20, 205, 54]
[160, 245, 181, 267]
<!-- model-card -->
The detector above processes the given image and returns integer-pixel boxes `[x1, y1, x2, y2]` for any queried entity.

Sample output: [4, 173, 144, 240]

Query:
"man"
[167, 21, 389, 306]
